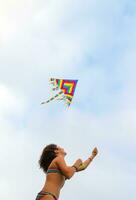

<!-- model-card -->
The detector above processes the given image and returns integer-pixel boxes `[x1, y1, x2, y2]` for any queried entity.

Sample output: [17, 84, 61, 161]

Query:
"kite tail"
[41, 91, 63, 105]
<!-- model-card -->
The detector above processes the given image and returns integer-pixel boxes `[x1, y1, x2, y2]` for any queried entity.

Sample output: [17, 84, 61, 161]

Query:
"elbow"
[67, 172, 73, 179]
[64, 170, 74, 180]
[66, 175, 72, 180]
[65, 173, 73, 180]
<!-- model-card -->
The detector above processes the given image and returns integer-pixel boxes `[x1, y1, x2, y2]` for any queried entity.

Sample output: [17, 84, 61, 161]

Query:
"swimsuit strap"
[36, 191, 57, 200]
[44, 192, 57, 200]
[35, 192, 44, 200]
[47, 168, 63, 175]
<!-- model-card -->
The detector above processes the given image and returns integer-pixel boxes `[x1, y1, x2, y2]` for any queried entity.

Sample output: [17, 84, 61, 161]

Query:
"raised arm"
[55, 156, 82, 179]
[77, 147, 98, 172]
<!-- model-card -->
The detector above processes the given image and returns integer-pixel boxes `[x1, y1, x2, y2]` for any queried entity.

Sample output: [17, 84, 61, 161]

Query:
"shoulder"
[49, 156, 64, 166]
[55, 155, 66, 165]
[47, 156, 64, 169]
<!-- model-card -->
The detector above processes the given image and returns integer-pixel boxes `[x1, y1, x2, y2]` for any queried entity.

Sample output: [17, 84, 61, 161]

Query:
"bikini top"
[47, 168, 67, 180]
[47, 168, 64, 175]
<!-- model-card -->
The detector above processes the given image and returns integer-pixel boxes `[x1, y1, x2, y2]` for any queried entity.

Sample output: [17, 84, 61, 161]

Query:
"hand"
[91, 147, 98, 158]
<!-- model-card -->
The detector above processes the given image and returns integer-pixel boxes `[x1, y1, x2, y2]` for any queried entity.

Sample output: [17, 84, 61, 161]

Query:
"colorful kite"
[41, 78, 78, 106]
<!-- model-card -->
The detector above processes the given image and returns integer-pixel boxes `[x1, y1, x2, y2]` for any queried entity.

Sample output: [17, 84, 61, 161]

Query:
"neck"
[57, 153, 65, 157]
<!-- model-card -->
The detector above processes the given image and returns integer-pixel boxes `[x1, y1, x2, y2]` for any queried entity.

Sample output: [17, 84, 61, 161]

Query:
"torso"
[41, 157, 66, 199]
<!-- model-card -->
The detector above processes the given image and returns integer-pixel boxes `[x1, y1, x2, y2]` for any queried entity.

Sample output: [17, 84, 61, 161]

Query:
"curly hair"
[39, 144, 58, 173]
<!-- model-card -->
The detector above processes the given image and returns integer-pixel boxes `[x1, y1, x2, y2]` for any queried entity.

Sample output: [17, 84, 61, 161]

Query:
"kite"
[41, 78, 78, 107]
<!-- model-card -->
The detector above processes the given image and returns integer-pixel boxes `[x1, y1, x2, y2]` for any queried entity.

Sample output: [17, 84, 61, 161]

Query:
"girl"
[36, 144, 98, 200]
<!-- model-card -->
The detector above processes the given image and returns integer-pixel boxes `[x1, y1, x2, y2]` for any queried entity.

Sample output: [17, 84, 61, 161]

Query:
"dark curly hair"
[39, 144, 58, 173]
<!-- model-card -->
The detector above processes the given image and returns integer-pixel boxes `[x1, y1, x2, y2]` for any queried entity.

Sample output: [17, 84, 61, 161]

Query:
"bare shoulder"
[55, 156, 67, 167]
[47, 156, 64, 169]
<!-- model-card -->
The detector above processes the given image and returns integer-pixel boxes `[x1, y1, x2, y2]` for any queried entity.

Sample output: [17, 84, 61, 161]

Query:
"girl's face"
[56, 146, 67, 156]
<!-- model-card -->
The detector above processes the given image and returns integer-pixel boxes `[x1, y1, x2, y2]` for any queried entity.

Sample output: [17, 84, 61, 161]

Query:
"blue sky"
[0, 0, 136, 200]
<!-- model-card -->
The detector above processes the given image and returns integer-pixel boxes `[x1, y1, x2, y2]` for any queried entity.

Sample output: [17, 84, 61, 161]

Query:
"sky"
[0, 0, 136, 200]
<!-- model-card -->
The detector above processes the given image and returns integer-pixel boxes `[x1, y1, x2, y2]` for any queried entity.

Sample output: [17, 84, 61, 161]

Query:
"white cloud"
[0, 0, 32, 44]
[0, 85, 27, 117]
